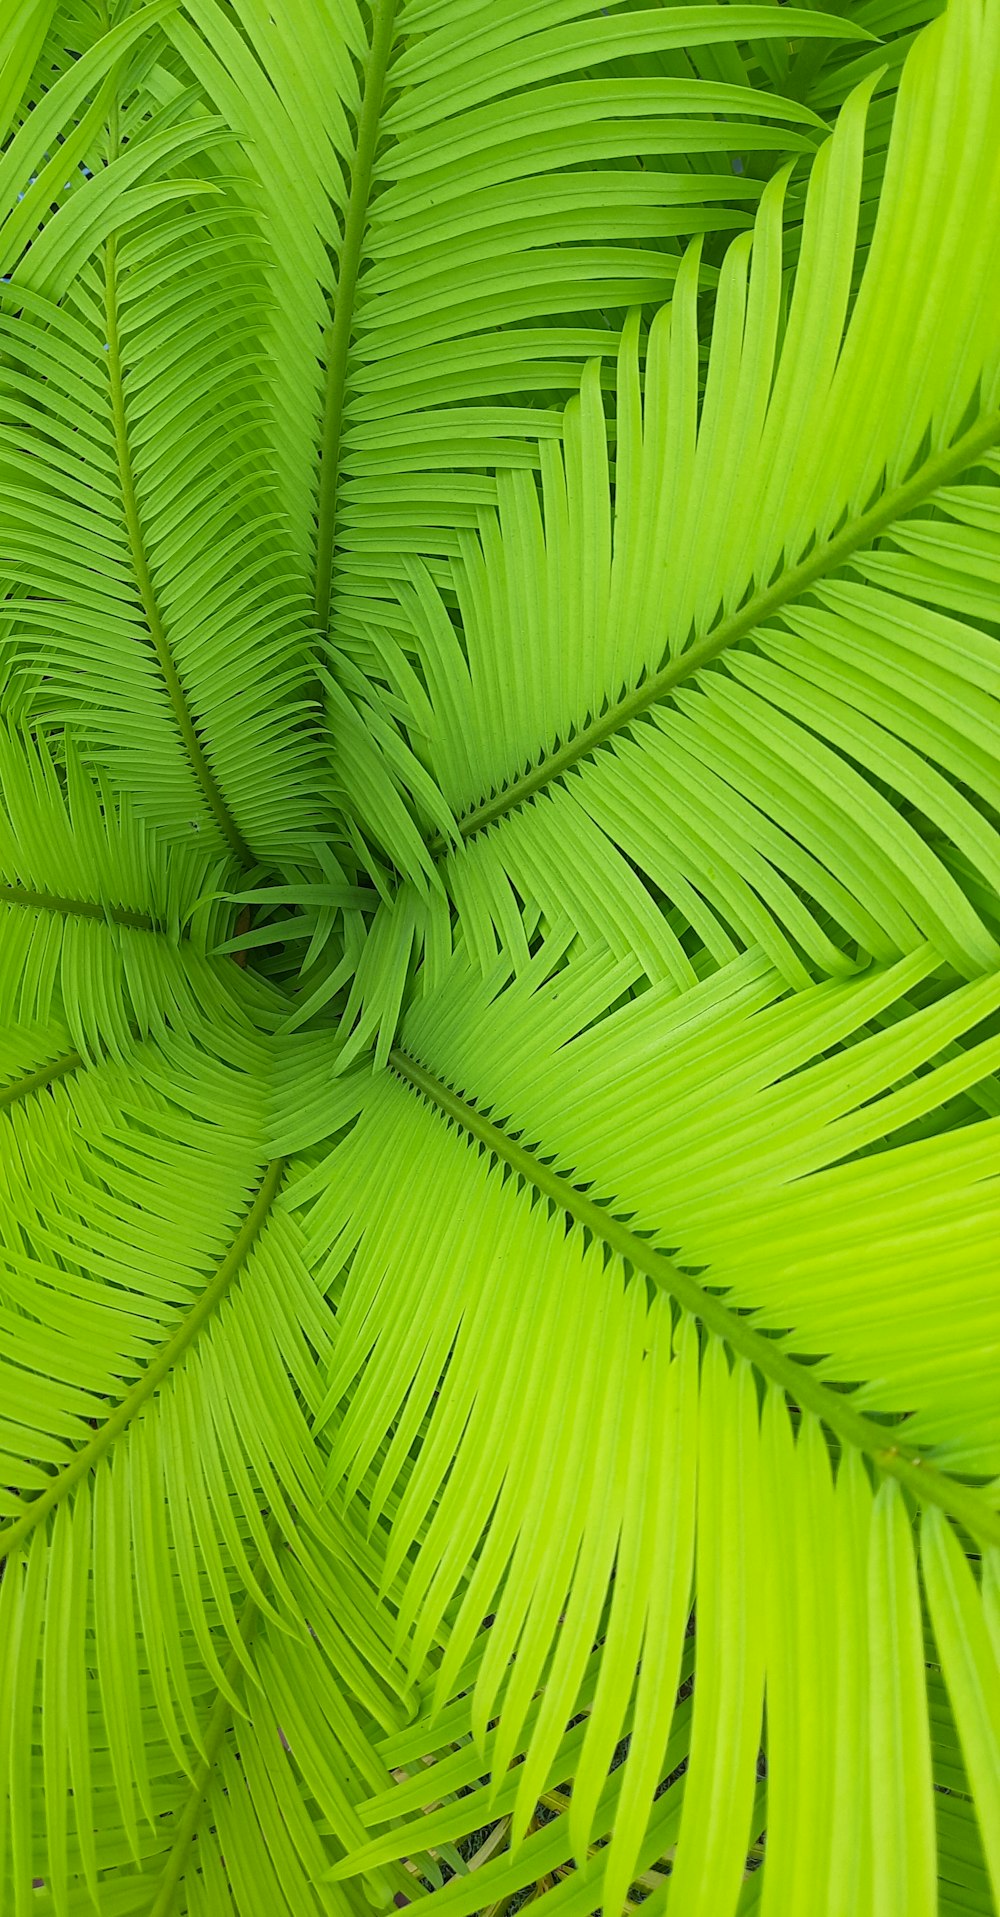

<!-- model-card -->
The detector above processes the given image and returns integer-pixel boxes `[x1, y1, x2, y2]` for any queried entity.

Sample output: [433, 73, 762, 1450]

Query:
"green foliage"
[1, 1, 999, 1913]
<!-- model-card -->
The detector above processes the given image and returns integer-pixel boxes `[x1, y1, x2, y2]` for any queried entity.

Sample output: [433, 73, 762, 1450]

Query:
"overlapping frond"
[292, 1027, 999, 1914]
[162, 0, 362, 577]
[170, 0, 868, 649]
[0, 723, 282, 1053]
[342, 0, 1000, 989]
[0, 14, 327, 866]
[1, 0, 998, 1913]
[401, 932, 1000, 1468]
[0, 1034, 425, 1913]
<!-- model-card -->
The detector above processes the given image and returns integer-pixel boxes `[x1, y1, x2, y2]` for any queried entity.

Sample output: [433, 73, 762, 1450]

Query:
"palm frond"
[168, 1, 864, 645]
[0, 23, 328, 867]
[0, 723, 282, 1052]
[297, 1016, 999, 1911]
[0, 1033, 422, 1910]
[341, 2, 1000, 982]
[400, 932, 1000, 1468]
[1, 1, 998, 1912]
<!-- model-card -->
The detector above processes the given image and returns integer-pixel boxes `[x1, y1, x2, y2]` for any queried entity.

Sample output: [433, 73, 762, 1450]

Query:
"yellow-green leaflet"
[1, 2, 999, 1913]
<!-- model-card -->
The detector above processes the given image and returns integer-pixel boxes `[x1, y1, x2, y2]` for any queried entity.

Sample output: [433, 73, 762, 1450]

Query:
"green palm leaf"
[169, 0, 863, 632]
[0, 722, 281, 1052]
[345, 9, 999, 983]
[1, 0, 998, 1913]
[0, 19, 327, 866]
[0, 1037, 421, 1914]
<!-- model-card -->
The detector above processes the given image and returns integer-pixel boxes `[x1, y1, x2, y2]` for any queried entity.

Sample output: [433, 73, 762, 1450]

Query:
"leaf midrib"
[103, 230, 256, 869]
[313, 0, 399, 637]
[0, 1050, 82, 1108]
[0, 876, 156, 931]
[435, 408, 1000, 851]
[0, 1158, 285, 1563]
[147, 1518, 282, 1917]
[389, 1047, 1000, 1548]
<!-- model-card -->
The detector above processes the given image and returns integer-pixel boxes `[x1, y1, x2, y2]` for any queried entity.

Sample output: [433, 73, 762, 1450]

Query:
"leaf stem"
[0, 877, 156, 931]
[313, 0, 398, 637]
[103, 232, 256, 868]
[0, 1159, 285, 1562]
[389, 1049, 1000, 1546]
[147, 1522, 281, 1917]
[440, 408, 1000, 849]
[0, 1050, 82, 1108]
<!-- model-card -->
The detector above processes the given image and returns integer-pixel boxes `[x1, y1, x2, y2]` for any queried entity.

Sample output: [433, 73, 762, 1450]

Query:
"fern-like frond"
[400, 933, 1000, 1468]
[2, 1, 998, 1912]
[0, 1035, 419, 1911]
[341, 0, 1000, 988]
[0, 724, 282, 1052]
[169, 1, 865, 652]
[0, 23, 327, 867]
[298, 1018, 999, 1912]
